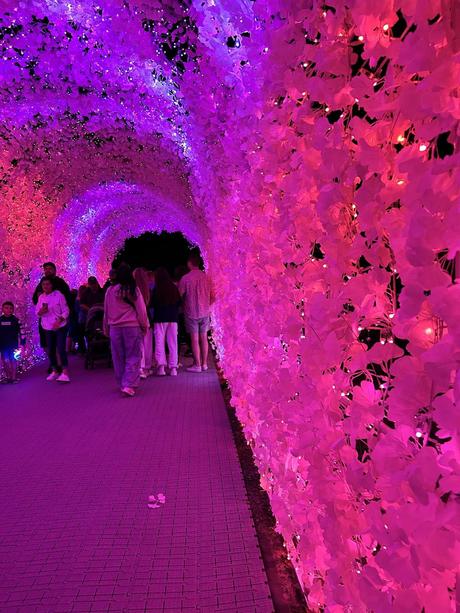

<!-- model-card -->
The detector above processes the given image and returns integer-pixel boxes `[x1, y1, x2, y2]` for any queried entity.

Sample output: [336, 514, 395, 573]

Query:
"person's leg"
[140, 336, 146, 372]
[154, 323, 167, 374]
[122, 327, 142, 389]
[2, 354, 13, 381]
[144, 328, 153, 372]
[5, 353, 17, 381]
[46, 331, 59, 372]
[166, 323, 178, 369]
[199, 316, 211, 370]
[56, 327, 69, 374]
[199, 332, 209, 369]
[190, 332, 201, 367]
[110, 327, 125, 387]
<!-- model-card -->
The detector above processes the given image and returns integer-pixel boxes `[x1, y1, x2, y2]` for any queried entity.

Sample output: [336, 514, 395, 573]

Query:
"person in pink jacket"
[103, 264, 148, 397]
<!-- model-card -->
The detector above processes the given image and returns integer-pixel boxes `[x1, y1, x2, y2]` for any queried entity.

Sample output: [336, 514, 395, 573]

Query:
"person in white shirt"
[178, 252, 215, 373]
[35, 277, 71, 382]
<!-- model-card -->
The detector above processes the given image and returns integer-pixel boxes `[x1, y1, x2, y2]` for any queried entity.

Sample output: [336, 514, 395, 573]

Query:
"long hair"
[155, 267, 180, 306]
[115, 263, 137, 300]
[133, 267, 150, 305]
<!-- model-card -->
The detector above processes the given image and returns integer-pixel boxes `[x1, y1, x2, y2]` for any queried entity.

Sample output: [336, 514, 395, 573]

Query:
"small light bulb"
[425, 327, 433, 335]
[415, 431, 423, 438]
[397, 179, 405, 185]
[419, 144, 427, 152]
[383, 24, 389, 31]
[325, 106, 330, 112]
[397, 134, 405, 143]
[389, 313, 395, 319]
[380, 340, 385, 345]
[358, 35, 364, 41]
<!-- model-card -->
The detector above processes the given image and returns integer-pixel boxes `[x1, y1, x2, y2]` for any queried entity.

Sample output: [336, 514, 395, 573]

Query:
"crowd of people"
[0, 253, 215, 396]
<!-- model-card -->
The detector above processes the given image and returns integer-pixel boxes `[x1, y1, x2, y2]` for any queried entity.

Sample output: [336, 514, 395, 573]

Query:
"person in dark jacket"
[32, 262, 71, 350]
[0, 301, 25, 383]
[151, 267, 181, 377]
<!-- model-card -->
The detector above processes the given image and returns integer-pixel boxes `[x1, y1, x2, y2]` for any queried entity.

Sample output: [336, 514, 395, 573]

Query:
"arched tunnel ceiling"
[0, 0, 262, 280]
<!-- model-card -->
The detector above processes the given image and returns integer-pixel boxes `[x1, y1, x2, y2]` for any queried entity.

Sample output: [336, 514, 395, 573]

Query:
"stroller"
[84, 305, 111, 369]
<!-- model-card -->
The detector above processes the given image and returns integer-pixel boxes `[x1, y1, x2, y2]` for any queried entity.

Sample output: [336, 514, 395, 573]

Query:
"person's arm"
[178, 278, 186, 297]
[36, 294, 46, 316]
[135, 289, 149, 333]
[62, 279, 72, 307]
[56, 292, 70, 327]
[32, 281, 42, 305]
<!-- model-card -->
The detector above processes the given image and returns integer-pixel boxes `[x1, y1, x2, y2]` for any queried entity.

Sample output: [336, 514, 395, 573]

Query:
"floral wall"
[1, 0, 459, 610]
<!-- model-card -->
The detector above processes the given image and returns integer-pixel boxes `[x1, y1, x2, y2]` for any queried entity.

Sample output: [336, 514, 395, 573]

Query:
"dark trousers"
[38, 322, 47, 349]
[45, 326, 68, 370]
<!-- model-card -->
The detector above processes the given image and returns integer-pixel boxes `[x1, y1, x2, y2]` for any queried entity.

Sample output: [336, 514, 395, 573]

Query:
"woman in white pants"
[133, 267, 153, 378]
[151, 267, 181, 376]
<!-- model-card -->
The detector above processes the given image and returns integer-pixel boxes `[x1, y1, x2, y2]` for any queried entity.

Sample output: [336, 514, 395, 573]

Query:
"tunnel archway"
[1, 1, 459, 610]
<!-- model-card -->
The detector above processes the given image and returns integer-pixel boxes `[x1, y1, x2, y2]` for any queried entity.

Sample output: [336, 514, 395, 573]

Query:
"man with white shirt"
[178, 252, 215, 373]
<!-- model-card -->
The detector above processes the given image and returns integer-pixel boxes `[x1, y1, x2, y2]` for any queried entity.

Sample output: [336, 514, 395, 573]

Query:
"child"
[0, 301, 24, 384]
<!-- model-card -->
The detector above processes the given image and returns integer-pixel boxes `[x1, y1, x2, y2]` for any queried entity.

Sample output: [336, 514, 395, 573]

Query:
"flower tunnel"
[1, 0, 459, 610]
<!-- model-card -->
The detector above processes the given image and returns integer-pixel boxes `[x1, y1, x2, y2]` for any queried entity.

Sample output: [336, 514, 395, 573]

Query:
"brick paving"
[0, 358, 273, 613]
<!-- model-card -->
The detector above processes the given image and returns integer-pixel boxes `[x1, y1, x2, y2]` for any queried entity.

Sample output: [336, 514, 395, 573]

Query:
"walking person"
[35, 277, 71, 382]
[179, 252, 215, 373]
[103, 264, 148, 397]
[133, 267, 153, 378]
[151, 267, 181, 377]
[0, 301, 25, 384]
[32, 261, 71, 355]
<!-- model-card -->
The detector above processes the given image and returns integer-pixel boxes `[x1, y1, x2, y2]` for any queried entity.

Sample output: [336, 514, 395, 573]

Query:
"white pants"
[154, 322, 178, 368]
[141, 327, 153, 371]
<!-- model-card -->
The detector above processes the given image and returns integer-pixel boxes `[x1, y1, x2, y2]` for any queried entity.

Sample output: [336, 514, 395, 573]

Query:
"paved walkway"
[0, 358, 273, 613]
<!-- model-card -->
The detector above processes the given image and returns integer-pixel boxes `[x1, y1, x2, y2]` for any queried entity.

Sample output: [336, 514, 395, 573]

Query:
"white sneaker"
[56, 373, 70, 383]
[202, 364, 208, 372]
[140, 370, 148, 379]
[121, 387, 135, 397]
[157, 365, 166, 376]
[186, 365, 202, 373]
[169, 368, 178, 376]
[46, 371, 59, 381]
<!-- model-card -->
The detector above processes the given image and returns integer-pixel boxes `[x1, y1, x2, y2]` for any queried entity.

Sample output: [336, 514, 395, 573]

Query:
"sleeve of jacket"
[32, 281, 42, 305]
[135, 289, 149, 329]
[59, 292, 70, 320]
